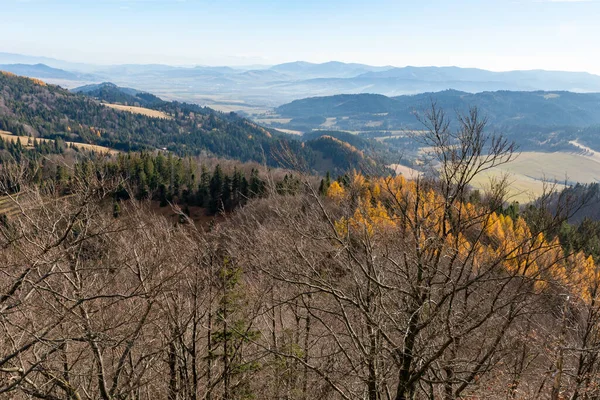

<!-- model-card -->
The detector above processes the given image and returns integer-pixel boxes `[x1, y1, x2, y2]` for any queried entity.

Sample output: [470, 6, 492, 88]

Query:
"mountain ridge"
[0, 73, 379, 173]
[3, 53, 600, 106]
[0, 63, 85, 80]
[275, 89, 600, 128]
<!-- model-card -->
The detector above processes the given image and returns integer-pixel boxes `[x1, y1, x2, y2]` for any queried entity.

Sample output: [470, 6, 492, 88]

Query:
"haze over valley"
[4, 51, 600, 200]
[4, 52, 600, 110]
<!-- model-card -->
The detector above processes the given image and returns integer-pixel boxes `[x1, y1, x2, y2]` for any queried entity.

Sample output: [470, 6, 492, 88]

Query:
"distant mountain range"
[269, 61, 392, 78]
[3, 52, 600, 107]
[0, 52, 93, 72]
[0, 63, 93, 81]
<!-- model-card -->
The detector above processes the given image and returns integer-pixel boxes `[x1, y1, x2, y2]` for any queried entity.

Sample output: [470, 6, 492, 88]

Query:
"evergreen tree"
[158, 183, 168, 207]
[197, 164, 211, 207]
[223, 175, 232, 212]
[210, 165, 225, 214]
[113, 201, 121, 218]
[232, 168, 242, 209]
[319, 171, 332, 196]
[240, 176, 249, 204]
[249, 168, 264, 198]
[212, 257, 261, 400]
[55, 165, 68, 185]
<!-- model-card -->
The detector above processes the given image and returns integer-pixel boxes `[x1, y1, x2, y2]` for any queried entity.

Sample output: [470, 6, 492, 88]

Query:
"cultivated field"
[0, 130, 117, 154]
[103, 103, 172, 119]
[207, 103, 272, 114]
[254, 117, 293, 125]
[469, 151, 600, 203]
[389, 163, 422, 178]
[0, 192, 76, 220]
[470, 169, 566, 203]
[393, 149, 600, 203]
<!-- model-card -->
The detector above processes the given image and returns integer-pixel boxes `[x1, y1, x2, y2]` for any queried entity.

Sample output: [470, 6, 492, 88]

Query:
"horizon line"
[1, 50, 599, 76]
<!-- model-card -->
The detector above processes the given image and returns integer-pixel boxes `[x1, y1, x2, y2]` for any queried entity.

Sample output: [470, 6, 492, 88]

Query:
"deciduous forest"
[3, 104, 600, 400]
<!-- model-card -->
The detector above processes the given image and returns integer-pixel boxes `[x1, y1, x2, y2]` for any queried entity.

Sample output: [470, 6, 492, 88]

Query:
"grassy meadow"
[469, 151, 600, 203]
[0, 130, 116, 154]
[103, 103, 172, 119]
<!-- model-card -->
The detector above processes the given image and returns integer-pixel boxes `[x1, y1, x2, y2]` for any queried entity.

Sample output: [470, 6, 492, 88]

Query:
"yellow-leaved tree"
[246, 104, 591, 400]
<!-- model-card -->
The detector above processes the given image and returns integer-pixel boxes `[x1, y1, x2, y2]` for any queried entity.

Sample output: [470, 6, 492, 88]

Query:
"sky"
[1, 0, 599, 73]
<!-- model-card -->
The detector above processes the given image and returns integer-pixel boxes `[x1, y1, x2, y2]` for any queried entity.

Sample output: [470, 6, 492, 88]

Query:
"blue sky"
[1, 0, 599, 73]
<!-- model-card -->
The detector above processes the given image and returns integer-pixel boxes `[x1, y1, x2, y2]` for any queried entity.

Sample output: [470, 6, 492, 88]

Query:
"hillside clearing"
[103, 103, 172, 119]
[470, 170, 566, 203]
[0, 194, 20, 218]
[254, 117, 293, 125]
[498, 151, 600, 184]
[273, 128, 303, 135]
[0, 131, 117, 154]
[321, 117, 337, 128]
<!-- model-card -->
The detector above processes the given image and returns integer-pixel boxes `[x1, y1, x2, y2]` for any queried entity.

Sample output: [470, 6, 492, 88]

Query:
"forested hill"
[71, 82, 165, 107]
[0, 72, 374, 173]
[276, 90, 600, 128]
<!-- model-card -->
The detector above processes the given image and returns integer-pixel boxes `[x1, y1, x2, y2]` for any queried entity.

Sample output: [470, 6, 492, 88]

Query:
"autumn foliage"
[329, 173, 598, 300]
[3, 105, 600, 399]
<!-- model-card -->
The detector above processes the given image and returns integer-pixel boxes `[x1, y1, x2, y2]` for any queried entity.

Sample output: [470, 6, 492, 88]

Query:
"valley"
[256, 91, 600, 202]
[474, 150, 600, 202]
[5, 67, 600, 203]
[4, 55, 600, 107]
[391, 149, 600, 203]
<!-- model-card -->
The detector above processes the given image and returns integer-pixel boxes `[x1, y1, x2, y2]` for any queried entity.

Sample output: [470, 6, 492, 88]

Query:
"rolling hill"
[5, 54, 600, 107]
[269, 61, 392, 78]
[268, 89, 600, 202]
[0, 72, 378, 174]
[72, 82, 165, 107]
[273, 90, 600, 132]
[0, 63, 85, 80]
[355, 66, 600, 92]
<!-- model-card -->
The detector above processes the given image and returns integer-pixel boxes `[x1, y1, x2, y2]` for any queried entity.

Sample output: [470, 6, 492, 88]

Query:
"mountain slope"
[0, 52, 95, 72]
[5, 55, 600, 106]
[277, 93, 399, 117]
[276, 90, 600, 128]
[356, 67, 600, 92]
[0, 71, 375, 173]
[270, 61, 392, 78]
[0, 63, 83, 80]
[0, 71, 288, 159]
[72, 82, 164, 107]
[269, 89, 600, 155]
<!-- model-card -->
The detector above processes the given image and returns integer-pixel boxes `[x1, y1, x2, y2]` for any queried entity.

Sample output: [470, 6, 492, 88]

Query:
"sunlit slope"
[103, 103, 172, 119]
[0, 130, 116, 154]
[470, 151, 600, 202]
